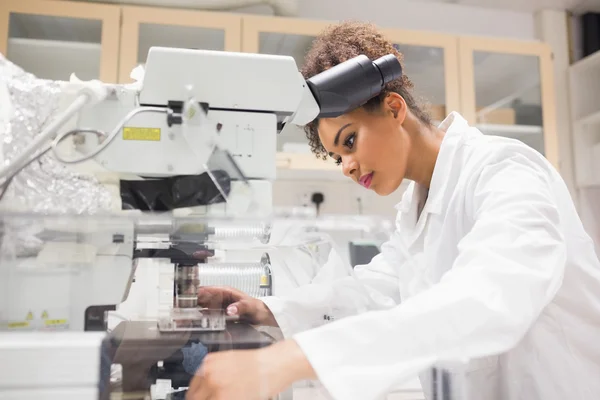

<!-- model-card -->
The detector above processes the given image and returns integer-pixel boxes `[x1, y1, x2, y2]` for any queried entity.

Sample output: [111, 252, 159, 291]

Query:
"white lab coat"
[262, 112, 600, 400]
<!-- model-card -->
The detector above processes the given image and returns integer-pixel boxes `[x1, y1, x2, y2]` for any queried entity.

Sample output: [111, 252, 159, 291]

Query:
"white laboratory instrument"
[0, 47, 405, 400]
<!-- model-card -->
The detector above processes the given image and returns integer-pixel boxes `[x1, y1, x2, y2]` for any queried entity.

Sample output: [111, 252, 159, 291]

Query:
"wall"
[273, 174, 409, 220]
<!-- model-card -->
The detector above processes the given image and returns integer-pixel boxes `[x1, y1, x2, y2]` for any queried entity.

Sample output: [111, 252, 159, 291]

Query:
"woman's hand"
[197, 286, 278, 326]
[185, 339, 316, 400]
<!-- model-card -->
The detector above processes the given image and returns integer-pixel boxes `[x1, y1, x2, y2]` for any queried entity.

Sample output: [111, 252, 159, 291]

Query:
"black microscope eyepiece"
[306, 54, 403, 119]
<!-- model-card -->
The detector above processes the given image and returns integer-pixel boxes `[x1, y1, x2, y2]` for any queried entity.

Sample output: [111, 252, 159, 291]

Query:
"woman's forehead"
[318, 118, 349, 143]
[319, 117, 347, 134]
[319, 112, 360, 135]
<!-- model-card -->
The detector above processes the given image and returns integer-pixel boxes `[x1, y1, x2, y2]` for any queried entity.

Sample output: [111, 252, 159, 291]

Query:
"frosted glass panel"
[258, 32, 314, 68]
[472, 51, 544, 154]
[259, 32, 315, 152]
[7, 13, 102, 81]
[394, 44, 446, 122]
[137, 24, 225, 65]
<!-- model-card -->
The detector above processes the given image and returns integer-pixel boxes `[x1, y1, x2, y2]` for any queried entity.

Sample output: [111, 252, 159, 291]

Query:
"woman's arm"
[261, 230, 405, 338]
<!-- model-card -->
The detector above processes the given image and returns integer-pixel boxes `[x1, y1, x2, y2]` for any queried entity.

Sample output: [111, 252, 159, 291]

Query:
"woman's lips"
[359, 172, 373, 189]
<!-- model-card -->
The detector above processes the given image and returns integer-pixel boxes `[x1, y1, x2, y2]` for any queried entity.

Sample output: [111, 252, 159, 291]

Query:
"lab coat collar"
[395, 111, 470, 214]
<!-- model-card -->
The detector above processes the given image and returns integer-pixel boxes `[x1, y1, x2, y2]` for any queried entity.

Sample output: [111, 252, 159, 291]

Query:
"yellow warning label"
[41, 310, 48, 319]
[8, 321, 29, 329]
[44, 319, 68, 326]
[123, 127, 161, 141]
[26, 311, 33, 321]
[260, 275, 269, 286]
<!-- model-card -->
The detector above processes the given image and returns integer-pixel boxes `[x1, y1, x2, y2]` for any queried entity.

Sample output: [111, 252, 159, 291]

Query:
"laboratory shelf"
[569, 48, 600, 188]
[477, 123, 545, 156]
[569, 46, 600, 74]
[576, 110, 600, 127]
[276, 152, 345, 181]
[476, 123, 543, 139]
[276, 168, 348, 182]
[569, 50, 600, 123]
[572, 110, 600, 188]
[434, 121, 543, 144]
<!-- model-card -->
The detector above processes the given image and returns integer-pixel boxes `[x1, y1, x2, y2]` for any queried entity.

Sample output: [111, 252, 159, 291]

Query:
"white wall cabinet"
[118, 5, 242, 83]
[0, 0, 120, 82]
[459, 36, 558, 167]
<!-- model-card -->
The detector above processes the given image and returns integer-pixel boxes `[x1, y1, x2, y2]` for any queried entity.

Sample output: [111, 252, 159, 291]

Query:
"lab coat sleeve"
[261, 229, 404, 338]
[292, 155, 567, 400]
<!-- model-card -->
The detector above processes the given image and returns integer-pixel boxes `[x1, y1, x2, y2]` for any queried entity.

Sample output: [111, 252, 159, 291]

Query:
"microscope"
[0, 47, 402, 400]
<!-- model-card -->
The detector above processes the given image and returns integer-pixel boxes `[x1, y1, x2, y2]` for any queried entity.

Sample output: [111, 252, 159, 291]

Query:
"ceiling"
[413, 0, 600, 13]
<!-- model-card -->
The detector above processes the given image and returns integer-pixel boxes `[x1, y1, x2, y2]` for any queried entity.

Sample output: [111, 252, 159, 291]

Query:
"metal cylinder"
[175, 265, 200, 308]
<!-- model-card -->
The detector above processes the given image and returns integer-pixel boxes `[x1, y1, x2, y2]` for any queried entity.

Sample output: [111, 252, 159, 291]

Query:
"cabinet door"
[380, 28, 461, 123]
[0, 0, 120, 82]
[242, 16, 460, 155]
[458, 37, 558, 167]
[119, 6, 242, 83]
[241, 15, 332, 160]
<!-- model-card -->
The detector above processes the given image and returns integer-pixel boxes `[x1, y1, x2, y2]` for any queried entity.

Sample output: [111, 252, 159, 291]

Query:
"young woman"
[187, 21, 600, 400]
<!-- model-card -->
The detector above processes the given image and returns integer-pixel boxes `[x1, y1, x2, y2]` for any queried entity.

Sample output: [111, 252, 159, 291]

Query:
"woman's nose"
[342, 156, 358, 178]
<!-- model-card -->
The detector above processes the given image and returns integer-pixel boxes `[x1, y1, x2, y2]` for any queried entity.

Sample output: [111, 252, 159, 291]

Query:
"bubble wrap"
[0, 53, 113, 214]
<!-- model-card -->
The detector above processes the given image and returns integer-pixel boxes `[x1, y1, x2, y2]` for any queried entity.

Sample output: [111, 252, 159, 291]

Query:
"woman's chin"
[370, 184, 388, 196]
[372, 178, 402, 196]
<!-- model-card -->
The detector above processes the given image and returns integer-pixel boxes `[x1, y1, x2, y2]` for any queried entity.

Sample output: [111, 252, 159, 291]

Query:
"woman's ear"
[386, 93, 407, 123]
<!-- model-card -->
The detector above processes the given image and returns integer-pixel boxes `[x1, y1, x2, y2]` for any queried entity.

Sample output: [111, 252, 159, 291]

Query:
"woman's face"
[317, 94, 410, 196]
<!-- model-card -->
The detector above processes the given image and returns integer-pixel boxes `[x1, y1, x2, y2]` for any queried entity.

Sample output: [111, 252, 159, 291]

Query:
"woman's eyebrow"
[333, 123, 353, 146]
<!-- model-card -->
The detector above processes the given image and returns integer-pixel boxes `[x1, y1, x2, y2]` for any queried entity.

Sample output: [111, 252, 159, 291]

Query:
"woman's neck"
[404, 117, 446, 188]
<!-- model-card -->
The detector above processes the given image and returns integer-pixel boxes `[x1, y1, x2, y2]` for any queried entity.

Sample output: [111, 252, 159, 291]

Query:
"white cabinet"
[458, 36, 558, 167]
[118, 6, 242, 83]
[569, 51, 600, 187]
[0, 0, 120, 82]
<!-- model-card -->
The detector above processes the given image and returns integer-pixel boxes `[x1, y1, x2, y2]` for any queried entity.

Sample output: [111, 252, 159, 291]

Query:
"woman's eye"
[335, 158, 342, 165]
[344, 134, 355, 149]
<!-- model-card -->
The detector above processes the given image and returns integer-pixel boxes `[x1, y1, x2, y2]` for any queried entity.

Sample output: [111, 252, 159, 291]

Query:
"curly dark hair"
[301, 21, 432, 159]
